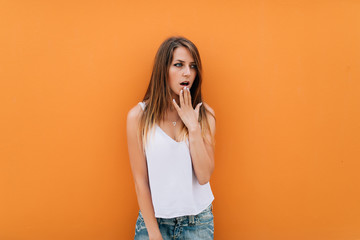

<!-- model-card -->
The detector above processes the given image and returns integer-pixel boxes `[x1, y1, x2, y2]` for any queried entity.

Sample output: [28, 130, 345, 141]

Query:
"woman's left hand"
[172, 86, 202, 131]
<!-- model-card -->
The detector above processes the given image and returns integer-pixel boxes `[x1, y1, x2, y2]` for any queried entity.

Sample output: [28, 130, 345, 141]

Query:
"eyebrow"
[175, 59, 196, 64]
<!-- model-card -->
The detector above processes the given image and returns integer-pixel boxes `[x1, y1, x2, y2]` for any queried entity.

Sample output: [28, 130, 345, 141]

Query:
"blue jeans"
[134, 203, 214, 240]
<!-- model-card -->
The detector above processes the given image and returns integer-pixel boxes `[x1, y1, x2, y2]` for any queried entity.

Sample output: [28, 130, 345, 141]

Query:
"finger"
[187, 87, 192, 107]
[182, 87, 188, 106]
[195, 102, 202, 113]
[179, 88, 184, 107]
[195, 102, 202, 121]
[172, 98, 181, 112]
[195, 102, 202, 112]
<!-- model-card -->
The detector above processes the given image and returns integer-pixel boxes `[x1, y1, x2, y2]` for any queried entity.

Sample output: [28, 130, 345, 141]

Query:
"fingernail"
[180, 89, 183, 94]
[173, 99, 175, 102]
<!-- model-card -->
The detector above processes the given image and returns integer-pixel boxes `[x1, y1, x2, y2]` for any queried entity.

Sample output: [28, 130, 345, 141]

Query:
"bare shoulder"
[127, 103, 143, 123]
[126, 103, 145, 136]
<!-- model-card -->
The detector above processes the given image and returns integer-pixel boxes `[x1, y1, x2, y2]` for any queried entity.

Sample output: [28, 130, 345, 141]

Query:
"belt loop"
[189, 215, 195, 225]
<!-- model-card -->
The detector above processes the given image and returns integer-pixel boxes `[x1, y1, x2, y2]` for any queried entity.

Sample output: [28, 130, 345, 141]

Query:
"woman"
[126, 36, 216, 240]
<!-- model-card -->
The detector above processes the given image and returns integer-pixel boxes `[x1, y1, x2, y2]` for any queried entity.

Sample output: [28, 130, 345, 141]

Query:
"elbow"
[198, 176, 211, 185]
[199, 179, 210, 185]
[198, 166, 214, 185]
[199, 180, 208, 185]
[197, 158, 215, 185]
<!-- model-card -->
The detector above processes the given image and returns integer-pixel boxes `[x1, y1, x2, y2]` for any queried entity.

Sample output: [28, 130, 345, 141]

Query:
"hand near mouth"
[172, 86, 203, 132]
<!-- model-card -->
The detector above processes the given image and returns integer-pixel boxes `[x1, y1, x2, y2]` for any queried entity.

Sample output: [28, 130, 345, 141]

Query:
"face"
[168, 46, 197, 98]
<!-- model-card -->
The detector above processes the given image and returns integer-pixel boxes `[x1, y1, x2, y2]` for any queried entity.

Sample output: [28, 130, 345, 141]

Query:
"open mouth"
[180, 81, 189, 86]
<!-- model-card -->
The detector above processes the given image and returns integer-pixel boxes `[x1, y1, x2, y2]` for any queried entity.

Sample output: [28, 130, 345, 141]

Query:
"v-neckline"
[155, 123, 185, 144]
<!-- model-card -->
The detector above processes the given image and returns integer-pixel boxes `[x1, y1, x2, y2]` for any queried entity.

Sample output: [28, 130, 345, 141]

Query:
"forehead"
[172, 46, 194, 62]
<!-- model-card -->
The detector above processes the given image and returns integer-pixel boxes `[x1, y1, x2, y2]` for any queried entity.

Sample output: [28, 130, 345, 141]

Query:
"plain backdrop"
[0, 0, 359, 239]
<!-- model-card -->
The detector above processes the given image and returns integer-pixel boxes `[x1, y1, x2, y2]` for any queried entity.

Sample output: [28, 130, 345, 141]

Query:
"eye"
[174, 63, 182, 67]
[191, 64, 197, 69]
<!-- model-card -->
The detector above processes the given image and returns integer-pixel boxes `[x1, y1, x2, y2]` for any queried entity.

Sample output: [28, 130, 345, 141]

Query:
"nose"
[183, 66, 191, 76]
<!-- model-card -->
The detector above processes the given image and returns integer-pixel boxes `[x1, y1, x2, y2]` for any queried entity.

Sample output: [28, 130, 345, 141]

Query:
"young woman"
[126, 36, 216, 240]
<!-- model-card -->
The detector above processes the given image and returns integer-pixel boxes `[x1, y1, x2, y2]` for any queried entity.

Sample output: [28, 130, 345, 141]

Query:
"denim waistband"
[154, 203, 213, 226]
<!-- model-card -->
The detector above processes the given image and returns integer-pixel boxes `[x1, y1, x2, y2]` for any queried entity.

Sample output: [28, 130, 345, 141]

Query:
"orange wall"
[1, 0, 359, 239]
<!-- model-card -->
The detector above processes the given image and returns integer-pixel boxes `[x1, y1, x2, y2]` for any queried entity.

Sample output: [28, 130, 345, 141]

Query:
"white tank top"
[138, 101, 214, 218]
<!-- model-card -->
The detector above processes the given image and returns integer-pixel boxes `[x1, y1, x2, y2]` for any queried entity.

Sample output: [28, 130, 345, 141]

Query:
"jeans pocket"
[195, 208, 214, 239]
[197, 205, 214, 225]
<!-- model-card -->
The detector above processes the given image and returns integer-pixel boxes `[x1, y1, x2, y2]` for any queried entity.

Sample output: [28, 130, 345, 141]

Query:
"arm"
[188, 103, 216, 185]
[126, 105, 162, 239]
[172, 87, 216, 186]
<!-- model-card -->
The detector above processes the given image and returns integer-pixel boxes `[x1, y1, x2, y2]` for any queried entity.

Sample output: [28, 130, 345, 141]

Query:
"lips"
[180, 81, 190, 86]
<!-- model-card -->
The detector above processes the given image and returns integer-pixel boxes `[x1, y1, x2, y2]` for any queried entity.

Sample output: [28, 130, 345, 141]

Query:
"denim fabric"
[134, 203, 214, 240]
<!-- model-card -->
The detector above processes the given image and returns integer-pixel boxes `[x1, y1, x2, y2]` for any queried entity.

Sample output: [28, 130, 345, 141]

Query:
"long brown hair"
[138, 36, 215, 152]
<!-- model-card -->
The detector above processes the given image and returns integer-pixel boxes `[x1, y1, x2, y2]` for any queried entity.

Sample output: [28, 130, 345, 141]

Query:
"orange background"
[1, 0, 359, 239]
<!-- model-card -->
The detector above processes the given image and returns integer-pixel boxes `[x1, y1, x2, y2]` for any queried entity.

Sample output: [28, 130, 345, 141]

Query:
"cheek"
[170, 66, 179, 73]
[167, 72, 177, 88]
[168, 69, 178, 81]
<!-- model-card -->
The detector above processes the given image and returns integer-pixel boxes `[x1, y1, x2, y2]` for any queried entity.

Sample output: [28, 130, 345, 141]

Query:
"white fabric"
[138, 101, 214, 218]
